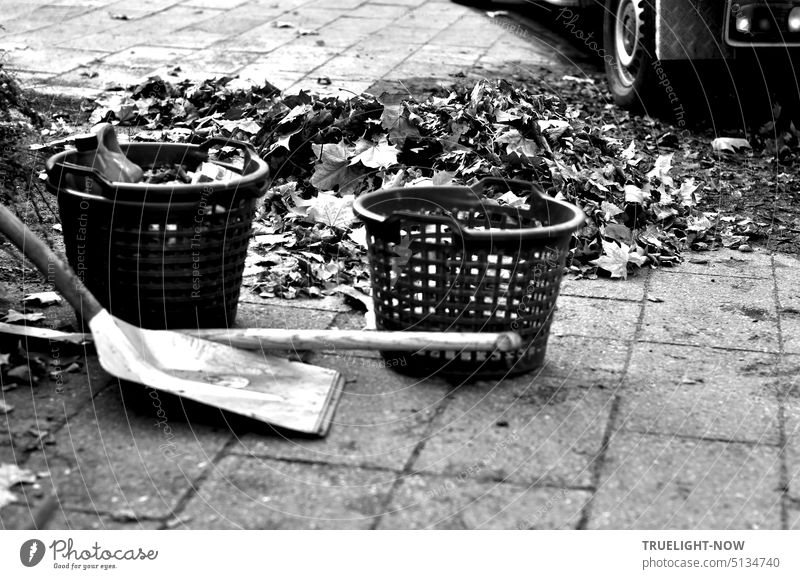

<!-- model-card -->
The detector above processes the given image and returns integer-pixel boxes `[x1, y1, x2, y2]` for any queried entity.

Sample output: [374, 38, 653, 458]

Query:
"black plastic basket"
[353, 177, 585, 378]
[46, 137, 269, 329]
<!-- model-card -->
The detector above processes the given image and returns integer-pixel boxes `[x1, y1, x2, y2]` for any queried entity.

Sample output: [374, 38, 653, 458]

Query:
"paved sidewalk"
[1, 0, 799, 530]
[0, 0, 581, 99]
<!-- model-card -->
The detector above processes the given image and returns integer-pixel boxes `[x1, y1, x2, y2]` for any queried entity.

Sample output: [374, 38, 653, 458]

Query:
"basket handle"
[198, 136, 254, 172]
[469, 177, 549, 215]
[47, 161, 115, 197]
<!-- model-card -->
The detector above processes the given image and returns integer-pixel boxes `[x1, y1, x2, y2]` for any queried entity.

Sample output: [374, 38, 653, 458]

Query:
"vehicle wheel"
[603, 0, 656, 110]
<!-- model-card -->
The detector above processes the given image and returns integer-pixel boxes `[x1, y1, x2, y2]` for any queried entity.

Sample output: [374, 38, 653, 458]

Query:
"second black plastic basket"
[46, 137, 269, 330]
[353, 177, 585, 378]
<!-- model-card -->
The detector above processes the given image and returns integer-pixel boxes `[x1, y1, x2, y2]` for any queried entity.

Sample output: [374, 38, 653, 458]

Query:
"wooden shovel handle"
[185, 328, 523, 352]
[0, 205, 104, 321]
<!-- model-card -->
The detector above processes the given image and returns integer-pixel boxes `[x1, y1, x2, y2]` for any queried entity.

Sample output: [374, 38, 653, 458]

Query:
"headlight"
[789, 6, 800, 31]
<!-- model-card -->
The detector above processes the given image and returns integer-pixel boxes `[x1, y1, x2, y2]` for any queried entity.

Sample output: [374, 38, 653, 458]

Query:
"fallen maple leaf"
[495, 128, 538, 157]
[310, 141, 358, 191]
[624, 184, 646, 204]
[591, 240, 647, 279]
[646, 153, 674, 187]
[349, 135, 399, 169]
[712, 137, 751, 153]
[22, 292, 62, 307]
[600, 201, 625, 221]
[3, 310, 45, 324]
[0, 463, 36, 508]
[307, 193, 357, 229]
[677, 178, 700, 206]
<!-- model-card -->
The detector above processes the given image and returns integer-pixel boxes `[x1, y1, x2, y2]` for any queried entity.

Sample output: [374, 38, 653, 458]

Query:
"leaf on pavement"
[22, 292, 62, 307]
[0, 463, 36, 508]
[712, 137, 751, 153]
[3, 310, 45, 324]
[591, 240, 647, 279]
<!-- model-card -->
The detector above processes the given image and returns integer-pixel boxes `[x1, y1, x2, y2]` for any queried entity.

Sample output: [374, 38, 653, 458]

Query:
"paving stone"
[0, 5, 89, 35]
[287, 78, 375, 96]
[484, 37, 555, 63]
[233, 352, 450, 470]
[640, 272, 779, 352]
[1, 11, 130, 50]
[52, 64, 153, 90]
[415, 379, 613, 487]
[0, 356, 112, 462]
[590, 432, 782, 529]
[169, 49, 256, 75]
[388, 61, 473, 79]
[560, 271, 648, 301]
[346, 3, 412, 20]
[550, 295, 641, 341]
[59, 6, 220, 51]
[100, 45, 193, 68]
[409, 44, 480, 67]
[306, 0, 366, 8]
[178, 455, 390, 528]
[431, 17, 506, 47]
[542, 334, 629, 386]
[782, 366, 800, 525]
[243, 295, 351, 313]
[368, 25, 440, 46]
[378, 475, 589, 529]
[0, 504, 161, 530]
[311, 16, 391, 48]
[404, 2, 466, 29]
[314, 52, 405, 79]
[774, 252, 800, 354]
[2, 47, 103, 74]
[235, 300, 338, 330]
[674, 249, 773, 279]
[244, 43, 339, 75]
[183, 0, 252, 10]
[619, 344, 781, 443]
[22, 385, 232, 519]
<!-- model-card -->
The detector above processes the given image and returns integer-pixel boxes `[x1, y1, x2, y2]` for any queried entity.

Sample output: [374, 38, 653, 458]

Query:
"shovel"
[0, 205, 345, 436]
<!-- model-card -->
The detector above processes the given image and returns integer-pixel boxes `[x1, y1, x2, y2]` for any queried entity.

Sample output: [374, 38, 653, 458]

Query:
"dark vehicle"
[456, 0, 800, 111]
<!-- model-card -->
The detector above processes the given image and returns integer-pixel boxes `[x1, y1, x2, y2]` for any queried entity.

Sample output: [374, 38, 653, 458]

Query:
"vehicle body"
[455, 0, 800, 110]
[594, 0, 800, 108]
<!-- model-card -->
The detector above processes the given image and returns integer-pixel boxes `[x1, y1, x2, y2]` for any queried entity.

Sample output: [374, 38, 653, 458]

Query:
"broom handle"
[184, 328, 523, 352]
[0, 205, 104, 321]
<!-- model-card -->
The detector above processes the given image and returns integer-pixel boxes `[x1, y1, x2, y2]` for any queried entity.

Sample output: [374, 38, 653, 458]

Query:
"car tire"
[603, 0, 657, 110]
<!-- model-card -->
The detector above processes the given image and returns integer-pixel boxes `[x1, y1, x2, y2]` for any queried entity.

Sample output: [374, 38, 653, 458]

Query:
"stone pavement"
[0, 0, 583, 99]
[1, 0, 799, 530]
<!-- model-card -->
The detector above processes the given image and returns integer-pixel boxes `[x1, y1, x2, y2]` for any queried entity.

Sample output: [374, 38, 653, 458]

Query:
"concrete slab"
[232, 352, 450, 471]
[178, 455, 390, 529]
[590, 432, 782, 529]
[20, 385, 232, 519]
[550, 295, 641, 341]
[619, 344, 781, 443]
[640, 272, 779, 352]
[414, 378, 613, 487]
[378, 475, 589, 529]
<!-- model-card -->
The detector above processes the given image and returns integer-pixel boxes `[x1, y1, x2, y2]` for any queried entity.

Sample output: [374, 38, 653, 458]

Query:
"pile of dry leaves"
[39, 73, 792, 297]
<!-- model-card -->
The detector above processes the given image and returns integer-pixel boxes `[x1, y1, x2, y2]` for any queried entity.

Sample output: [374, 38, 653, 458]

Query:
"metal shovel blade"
[91, 311, 345, 436]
